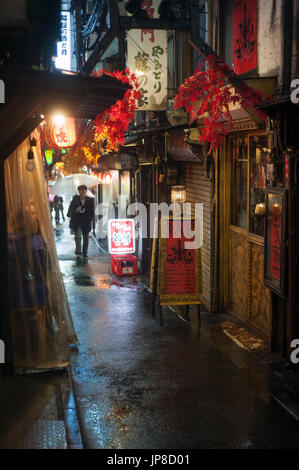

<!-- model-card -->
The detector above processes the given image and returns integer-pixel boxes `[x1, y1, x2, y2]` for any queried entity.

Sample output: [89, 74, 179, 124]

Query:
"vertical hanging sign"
[127, 0, 168, 111]
[233, 0, 257, 75]
[269, 204, 282, 281]
[55, 11, 71, 71]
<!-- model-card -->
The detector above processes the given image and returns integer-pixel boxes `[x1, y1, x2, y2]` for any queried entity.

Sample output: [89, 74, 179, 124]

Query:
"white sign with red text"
[108, 219, 135, 254]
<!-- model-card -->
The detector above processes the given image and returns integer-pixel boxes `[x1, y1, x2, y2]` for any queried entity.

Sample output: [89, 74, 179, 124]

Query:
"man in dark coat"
[67, 185, 95, 262]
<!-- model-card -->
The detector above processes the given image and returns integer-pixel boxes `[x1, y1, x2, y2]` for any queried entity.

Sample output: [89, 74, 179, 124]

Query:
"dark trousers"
[75, 227, 89, 256]
[55, 207, 60, 223]
[60, 208, 65, 221]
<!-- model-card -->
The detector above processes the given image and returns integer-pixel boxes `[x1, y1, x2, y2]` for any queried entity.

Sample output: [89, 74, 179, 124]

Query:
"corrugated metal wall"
[186, 162, 213, 311]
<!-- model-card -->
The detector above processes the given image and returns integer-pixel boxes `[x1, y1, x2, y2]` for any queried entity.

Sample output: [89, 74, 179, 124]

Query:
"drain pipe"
[279, 0, 294, 96]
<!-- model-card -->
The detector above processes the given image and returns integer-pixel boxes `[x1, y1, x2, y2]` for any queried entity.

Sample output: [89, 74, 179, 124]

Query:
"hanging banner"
[127, 0, 168, 110]
[233, 0, 257, 75]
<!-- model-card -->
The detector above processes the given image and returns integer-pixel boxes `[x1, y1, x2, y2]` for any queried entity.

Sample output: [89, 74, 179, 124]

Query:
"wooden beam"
[108, 0, 120, 32]
[0, 94, 43, 150]
[0, 115, 42, 163]
[119, 16, 190, 31]
[118, 31, 126, 71]
[82, 29, 116, 74]
[0, 160, 13, 374]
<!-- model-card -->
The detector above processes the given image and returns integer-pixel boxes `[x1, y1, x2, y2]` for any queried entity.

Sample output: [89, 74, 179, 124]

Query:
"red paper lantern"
[51, 115, 77, 148]
[92, 171, 112, 184]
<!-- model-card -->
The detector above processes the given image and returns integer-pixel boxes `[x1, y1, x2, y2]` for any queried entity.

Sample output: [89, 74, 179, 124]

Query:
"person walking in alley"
[67, 185, 95, 263]
[58, 196, 65, 222]
[53, 195, 62, 224]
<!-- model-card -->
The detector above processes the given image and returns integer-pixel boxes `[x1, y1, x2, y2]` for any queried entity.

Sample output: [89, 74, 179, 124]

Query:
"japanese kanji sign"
[127, 0, 168, 110]
[108, 219, 135, 255]
[55, 11, 71, 71]
[233, 0, 257, 75]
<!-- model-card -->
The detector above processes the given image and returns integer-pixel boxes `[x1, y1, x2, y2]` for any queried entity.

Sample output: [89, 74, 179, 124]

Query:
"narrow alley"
[1, 223, 299, 450]
[59, 225, 299, 449]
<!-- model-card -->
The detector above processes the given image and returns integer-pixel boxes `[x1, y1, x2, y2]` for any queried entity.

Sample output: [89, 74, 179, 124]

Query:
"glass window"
[230, 136, 248, 229]
[249, 135, 267, 236]
[193, 1, 208, 72]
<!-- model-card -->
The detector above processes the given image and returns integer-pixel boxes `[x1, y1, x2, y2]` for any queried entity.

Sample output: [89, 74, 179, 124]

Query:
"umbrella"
[50, 174, 98, 196]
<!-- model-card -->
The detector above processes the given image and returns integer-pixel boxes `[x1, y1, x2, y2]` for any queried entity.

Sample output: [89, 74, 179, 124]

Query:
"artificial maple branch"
[174, 55, 267, 153]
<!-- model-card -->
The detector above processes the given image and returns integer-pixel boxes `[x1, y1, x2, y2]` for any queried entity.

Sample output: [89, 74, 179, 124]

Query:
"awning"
[0, 67, 130, 162]
[97, 151, 138, 171]
[167, 133, 201, 163]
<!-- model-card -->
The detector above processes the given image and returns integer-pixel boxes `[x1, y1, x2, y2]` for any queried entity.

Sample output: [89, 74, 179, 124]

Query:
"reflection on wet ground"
[2, 223, 299, 449]
[56, 226, 299, 449]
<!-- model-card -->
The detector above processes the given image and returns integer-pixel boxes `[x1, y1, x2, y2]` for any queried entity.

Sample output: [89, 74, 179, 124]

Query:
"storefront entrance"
[220, 131, 272, 342]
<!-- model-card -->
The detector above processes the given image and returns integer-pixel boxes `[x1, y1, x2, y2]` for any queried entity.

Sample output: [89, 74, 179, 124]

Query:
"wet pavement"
[1, 221, 299, 449]
[55, 224, 299, 449]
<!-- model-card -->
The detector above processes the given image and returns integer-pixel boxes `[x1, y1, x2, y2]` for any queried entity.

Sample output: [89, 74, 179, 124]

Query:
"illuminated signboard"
[55, 11, 71, 71]
[45, 149, 53, 165]
[108, 219, 135, 255]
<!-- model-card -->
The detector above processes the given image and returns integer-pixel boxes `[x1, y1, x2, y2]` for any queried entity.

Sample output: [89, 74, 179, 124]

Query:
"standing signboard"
[108, 219, 135, 255]
[150, 216, 202, 325]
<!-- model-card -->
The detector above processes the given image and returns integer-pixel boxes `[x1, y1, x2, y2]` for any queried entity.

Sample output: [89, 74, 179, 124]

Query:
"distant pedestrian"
[67, 185, 95, 263]
[53, 195, 61, 224]
[58, 196, 65, 221]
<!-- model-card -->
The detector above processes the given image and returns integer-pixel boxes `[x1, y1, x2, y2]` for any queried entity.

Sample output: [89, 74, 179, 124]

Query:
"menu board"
[154, 217, 202, 306]
[164, 220, 196, 295]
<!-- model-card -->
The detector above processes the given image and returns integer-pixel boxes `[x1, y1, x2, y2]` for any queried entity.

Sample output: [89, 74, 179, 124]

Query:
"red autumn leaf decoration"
[93, 68, 141, 153]
[174, 56, 266, 153]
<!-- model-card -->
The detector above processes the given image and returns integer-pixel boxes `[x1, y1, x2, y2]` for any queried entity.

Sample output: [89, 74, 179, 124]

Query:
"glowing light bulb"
[26, 159, 35, 172]
[53, 114, 65, 126]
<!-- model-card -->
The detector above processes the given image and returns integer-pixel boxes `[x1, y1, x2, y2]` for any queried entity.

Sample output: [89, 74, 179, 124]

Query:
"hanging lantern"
[92, 171, 112, 184]
[171, 185, 186, 203]
[51, 115, 77, 148]
[104, 173, 112, 184]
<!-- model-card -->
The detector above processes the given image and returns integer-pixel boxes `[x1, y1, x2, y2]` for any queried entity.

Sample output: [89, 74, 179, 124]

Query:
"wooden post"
[0, 160, 13, 376]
